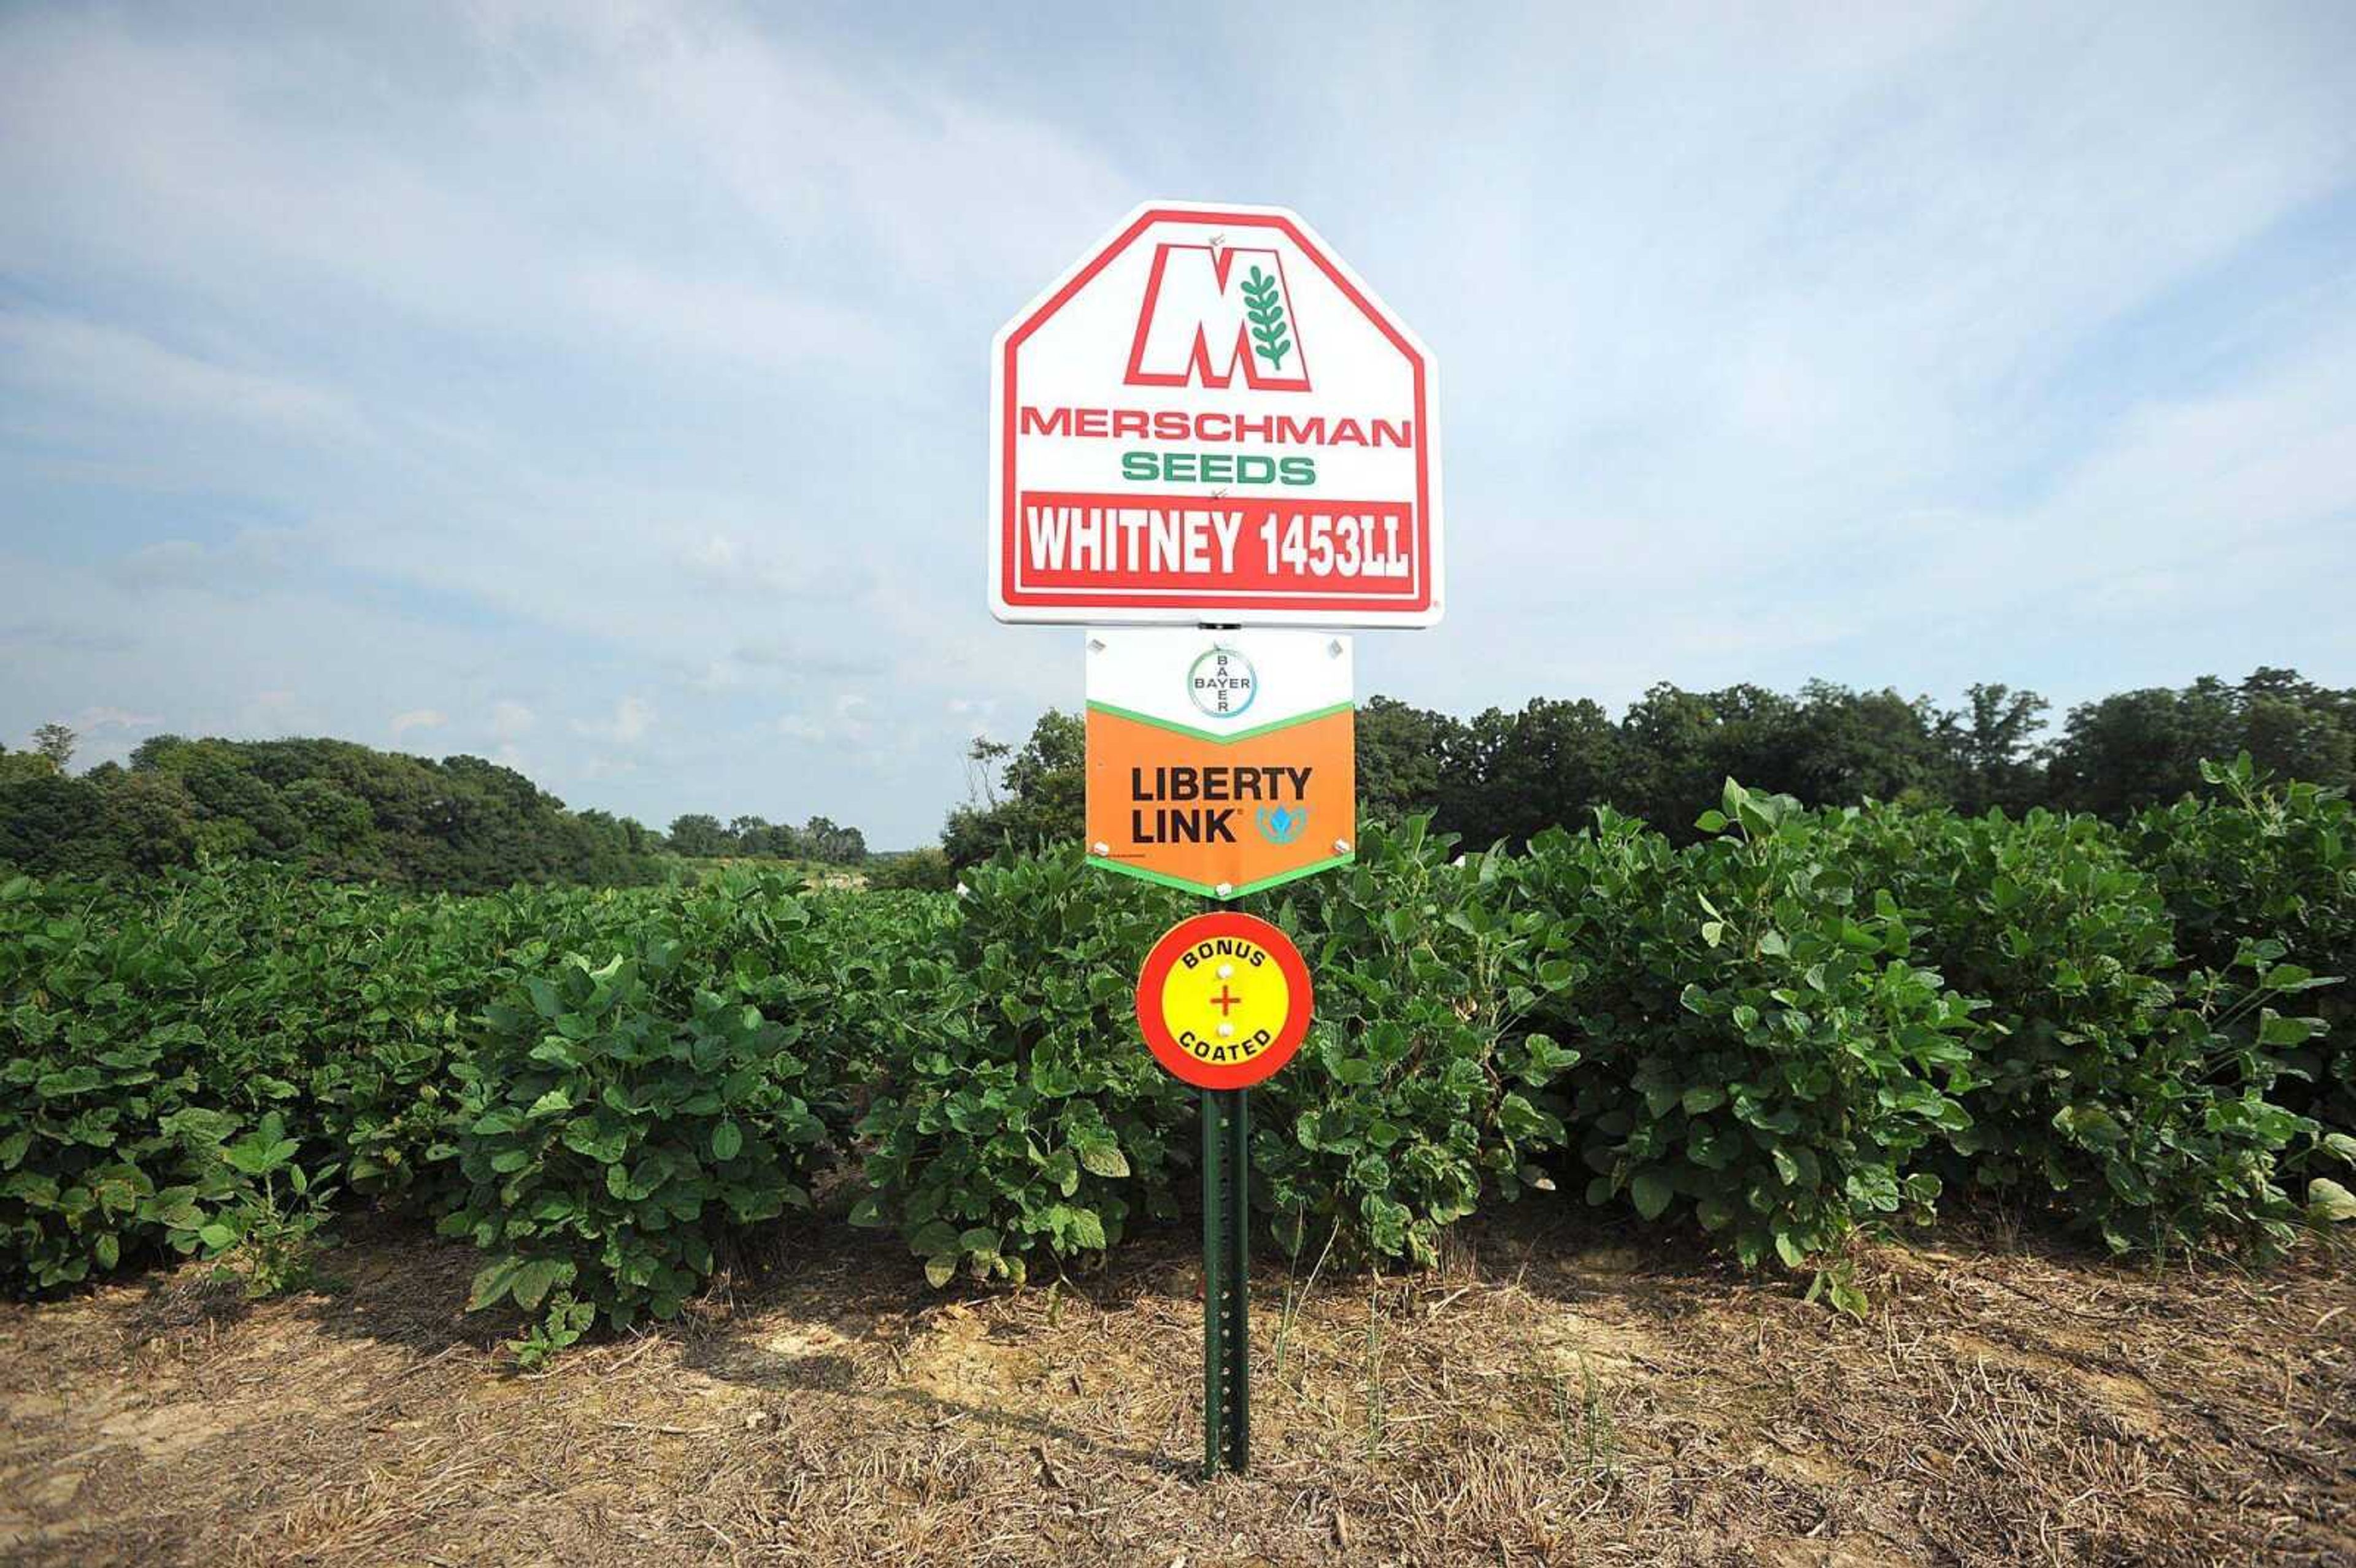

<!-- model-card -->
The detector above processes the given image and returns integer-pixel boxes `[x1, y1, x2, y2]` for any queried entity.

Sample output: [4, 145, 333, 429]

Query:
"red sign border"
[993, 204, 1439, 625]
[1134, 911, 1314, 1091]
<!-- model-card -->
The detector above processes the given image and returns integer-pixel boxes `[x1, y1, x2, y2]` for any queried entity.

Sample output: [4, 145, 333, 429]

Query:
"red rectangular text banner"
[1011, 490, 1425, 604]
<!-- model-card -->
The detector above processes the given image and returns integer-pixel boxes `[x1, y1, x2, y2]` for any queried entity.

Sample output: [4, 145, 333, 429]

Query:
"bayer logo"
[1187, 646, 1257, 718]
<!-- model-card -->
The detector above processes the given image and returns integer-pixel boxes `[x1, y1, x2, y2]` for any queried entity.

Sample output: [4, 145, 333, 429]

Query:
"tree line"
[661, 812, 866, 865]
[942, 667, 2356, 863]
[0, 732, 872, 893]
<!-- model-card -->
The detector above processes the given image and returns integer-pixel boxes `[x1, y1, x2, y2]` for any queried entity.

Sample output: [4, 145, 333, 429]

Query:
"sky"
[2, 1, 2351, 847]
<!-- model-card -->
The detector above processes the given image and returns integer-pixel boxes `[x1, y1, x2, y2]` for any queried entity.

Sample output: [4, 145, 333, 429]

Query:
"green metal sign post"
[1200, 1086, 1251, 1476]
[1134, 912, 1312, 1482]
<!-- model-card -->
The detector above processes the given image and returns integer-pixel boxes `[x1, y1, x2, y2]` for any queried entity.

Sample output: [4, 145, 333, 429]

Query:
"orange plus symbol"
[1211, 984, 1243, 1016]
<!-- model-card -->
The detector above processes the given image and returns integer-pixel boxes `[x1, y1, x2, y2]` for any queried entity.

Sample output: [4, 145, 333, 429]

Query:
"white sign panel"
[990, 201, 1442, 628]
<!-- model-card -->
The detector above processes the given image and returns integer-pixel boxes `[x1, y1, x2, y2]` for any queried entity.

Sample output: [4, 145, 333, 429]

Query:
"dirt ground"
[1, 1205, 2349, 1567]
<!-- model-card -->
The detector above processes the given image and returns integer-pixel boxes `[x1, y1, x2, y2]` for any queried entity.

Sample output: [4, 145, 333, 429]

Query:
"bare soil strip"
[1, 1209, 2348, 1566]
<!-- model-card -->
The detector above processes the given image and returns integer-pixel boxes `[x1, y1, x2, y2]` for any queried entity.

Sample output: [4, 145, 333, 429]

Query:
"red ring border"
[1134, 911, 1314, 1090]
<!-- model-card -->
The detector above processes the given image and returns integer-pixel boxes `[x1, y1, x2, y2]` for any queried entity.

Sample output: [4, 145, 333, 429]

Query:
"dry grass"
[1, 1206, 2349, 1566]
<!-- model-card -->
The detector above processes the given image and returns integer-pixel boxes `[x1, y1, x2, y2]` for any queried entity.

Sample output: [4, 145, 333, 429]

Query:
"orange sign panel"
[1085, 630, 1355, 900]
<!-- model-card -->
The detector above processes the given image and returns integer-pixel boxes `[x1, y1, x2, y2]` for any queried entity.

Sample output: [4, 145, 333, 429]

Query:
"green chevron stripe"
[1085, 698, 1353, 745]
[1087, 851, 1355, 901]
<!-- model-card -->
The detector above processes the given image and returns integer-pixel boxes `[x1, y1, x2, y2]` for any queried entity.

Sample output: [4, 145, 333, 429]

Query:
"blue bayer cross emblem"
[1257, 805, 1307, 845]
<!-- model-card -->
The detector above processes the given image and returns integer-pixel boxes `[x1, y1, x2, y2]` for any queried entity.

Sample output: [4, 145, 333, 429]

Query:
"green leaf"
[560, 1120, 628, 1166]
[711, 1121, 744, 1163]
[36, 1066, 101, 1099]
[2258, 1012, 2318, 1047]
[2309, 1178, 2356, 1224]
[511, 1258, 575, 1312]
[1630, 1170, 1674, 1221]
[923, 1254, 957, 1288]
[468, 1256, 524, 1311]
[1074, 1136, 1130, 1179]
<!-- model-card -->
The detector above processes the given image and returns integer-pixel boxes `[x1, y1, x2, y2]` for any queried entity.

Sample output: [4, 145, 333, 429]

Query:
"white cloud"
[776, 713, 826, 742]
[573, 696, 655, 745]
[0, 312, 363, 440]
[684, 535, 738, 574]
[69, 704, 157, 731]
[674, 529, 864, 601]
[390, 709, 447, 736]
[108, 531, 300, 596]
[490, 700, 536, 740]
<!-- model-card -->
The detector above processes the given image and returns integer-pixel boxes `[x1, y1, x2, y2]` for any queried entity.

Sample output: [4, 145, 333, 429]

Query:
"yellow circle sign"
[1135, 912, 1313, 1089]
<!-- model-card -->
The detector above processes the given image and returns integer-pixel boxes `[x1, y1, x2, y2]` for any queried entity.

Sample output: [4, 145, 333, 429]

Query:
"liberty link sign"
[1085, 628, 1355, 899]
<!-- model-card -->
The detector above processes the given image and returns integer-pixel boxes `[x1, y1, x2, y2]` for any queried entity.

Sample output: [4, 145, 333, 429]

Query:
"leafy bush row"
[1520, 795, 1979, 1277]
[5, 764, 2352, 1348]
[2128, 755, 2355, 1131]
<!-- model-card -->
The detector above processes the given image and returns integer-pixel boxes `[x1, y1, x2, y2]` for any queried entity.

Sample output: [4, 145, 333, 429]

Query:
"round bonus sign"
[1134, 912, 1312, 1090]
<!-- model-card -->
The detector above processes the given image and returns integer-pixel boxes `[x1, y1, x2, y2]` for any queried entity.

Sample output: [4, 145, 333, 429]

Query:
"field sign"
[1085, 628, 1355, 898]
[1134, 911, 1313, 1091]
[990, 201, 1442, 626]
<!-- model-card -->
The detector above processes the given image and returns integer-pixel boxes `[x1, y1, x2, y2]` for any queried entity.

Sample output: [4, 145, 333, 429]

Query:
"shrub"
[1834, 802, 2317, 1256]
[2128, 755, 2355, 1133]
[867, 847, 957, 893]
[852, 848, 1192, 1286]
[1252, 818, 1580, 1267]
[0, 870, 312, 1293]
[160, 1110, 342, 1298]
[302, 893, 511, 1214]
[443, 874, 847, 1355]
[1524, 786, 1981, 1275]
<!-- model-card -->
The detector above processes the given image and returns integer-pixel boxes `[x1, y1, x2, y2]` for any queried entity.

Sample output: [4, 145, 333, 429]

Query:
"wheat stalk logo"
[1241, 266, 1292, 372]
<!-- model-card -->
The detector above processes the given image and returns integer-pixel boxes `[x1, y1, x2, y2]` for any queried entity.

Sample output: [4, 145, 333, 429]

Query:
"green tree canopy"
[942, 709, 1084, 867]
